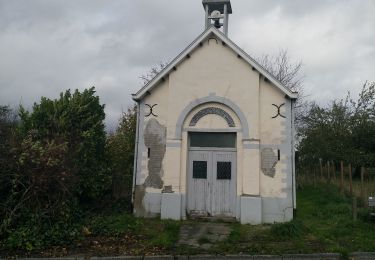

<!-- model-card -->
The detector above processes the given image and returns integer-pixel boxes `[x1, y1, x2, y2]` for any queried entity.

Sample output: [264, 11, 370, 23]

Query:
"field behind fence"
[297, 161, 375, 208]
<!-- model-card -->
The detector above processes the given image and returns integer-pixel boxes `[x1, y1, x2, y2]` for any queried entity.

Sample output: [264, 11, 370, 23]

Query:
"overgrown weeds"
[0, 91, 138, 252]
[88, 213, 142, 236]
[270, 220, 308, 240]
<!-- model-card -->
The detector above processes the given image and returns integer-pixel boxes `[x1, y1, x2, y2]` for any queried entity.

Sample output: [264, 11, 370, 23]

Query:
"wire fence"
[297, 161, 375, 208]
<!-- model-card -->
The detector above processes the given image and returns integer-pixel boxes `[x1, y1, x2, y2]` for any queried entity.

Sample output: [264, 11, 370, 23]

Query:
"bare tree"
[139, 61, 169, 86]
[257, 49, 304, 94]
[257, 49, 308, 136]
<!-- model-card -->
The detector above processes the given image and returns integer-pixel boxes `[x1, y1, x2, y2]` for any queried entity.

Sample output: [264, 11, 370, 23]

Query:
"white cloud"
[232, 0, 375, 104]
[0, 0, 374, 130]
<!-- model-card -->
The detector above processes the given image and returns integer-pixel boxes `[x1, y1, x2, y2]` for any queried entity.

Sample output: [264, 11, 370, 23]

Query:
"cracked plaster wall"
[134, 118, 166, 217]
[144, 118, 166, 189]
[261, 148, 278, 178]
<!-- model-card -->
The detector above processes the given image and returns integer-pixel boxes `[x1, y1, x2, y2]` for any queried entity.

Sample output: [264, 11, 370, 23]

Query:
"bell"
[214, 19, 222, 29]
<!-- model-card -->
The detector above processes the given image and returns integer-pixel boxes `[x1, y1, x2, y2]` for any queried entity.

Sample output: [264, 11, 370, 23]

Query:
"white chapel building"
[132, 0, 297, 224]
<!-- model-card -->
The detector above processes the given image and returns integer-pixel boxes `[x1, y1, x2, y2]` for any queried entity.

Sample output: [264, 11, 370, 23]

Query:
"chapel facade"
[132, 0, 297, 224]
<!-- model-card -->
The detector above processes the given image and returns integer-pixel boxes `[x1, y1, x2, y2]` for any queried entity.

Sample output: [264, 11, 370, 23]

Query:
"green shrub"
[2, 205, 82, 250]
[0, 88, 111, 251]
[89, 213, 141, 236]
[19, 87, 111, 200]
[106, 106, 136, 203]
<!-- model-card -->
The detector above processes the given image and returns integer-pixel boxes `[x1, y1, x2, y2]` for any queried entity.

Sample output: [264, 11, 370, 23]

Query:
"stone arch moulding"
[175, 94, 250, 140]
[189, 107, 235, 127]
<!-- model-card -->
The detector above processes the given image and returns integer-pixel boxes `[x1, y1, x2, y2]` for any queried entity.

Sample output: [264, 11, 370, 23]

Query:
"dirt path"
[178, 222, 232, 250]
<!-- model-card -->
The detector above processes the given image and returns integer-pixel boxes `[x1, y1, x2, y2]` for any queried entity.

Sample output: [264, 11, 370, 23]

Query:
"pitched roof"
[132, 27, 298, 101]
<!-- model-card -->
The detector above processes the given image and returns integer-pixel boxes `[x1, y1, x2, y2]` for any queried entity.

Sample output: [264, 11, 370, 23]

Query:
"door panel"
[187, 151, 212, 215]
[211, 152, 236, 216]
[187, 150, 236, 217]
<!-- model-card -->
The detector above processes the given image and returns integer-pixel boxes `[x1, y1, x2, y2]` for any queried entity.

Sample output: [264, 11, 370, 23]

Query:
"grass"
[296, 184, 375, 253]
[297, 168, 375, 207]
[211, 184, 375, 256]
[270, 219, 308, 239]
[87, 213, 180, 249]
[3, 183, 375, 257]
[88, 213, 142, 236]
[147, 220, 180, 248]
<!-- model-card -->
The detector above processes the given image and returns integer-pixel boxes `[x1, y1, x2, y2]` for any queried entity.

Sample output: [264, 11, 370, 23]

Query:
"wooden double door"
[187, 150, 236, 217]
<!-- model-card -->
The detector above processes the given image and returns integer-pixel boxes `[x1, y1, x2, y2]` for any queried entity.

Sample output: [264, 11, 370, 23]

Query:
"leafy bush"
[0, 106, 19, 215]
[106, 106, 136, 203]
[298, 81, 375, 167]
[0, 88, 111, 250]
[19, 87, 110, 200]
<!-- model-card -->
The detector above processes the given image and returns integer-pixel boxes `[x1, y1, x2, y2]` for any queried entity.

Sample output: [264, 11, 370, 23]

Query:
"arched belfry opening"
[203, 0, 232, 36]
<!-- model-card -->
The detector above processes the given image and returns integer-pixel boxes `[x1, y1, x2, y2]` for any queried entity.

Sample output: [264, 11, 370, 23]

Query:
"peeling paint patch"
[144, 118, 166, 189]
[261, 148, 278, 177]
[134, 184, 146, 217]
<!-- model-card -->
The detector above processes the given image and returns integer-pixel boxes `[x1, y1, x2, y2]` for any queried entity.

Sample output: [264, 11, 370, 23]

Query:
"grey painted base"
[240, 196, 262, 224]
[262, 197, 293, 223]
[161, 193, 182, 220]
[136, 191, 293, 224]
[144, 192, 162, 214]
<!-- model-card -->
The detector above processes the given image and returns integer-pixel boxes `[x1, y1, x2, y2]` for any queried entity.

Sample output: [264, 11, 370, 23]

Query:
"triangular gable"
[132, 26, 298, 101]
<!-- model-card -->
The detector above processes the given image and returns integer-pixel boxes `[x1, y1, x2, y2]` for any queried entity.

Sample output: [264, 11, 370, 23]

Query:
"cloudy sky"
[0, 0, 374, 130]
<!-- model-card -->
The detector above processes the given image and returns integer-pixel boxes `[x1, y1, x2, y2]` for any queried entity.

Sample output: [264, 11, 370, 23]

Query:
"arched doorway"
[187, 131, 237, 217]
[176, 95, 250, 219]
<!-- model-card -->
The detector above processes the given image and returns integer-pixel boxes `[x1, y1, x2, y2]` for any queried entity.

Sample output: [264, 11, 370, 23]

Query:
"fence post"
[361, 167, 365, 206]
[332, 161, 336, 181]
[340, 161, 344, 194]
[352, 197, 357, 221]
[313, 167, 316, 187]
[349, 163, 353, 196]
